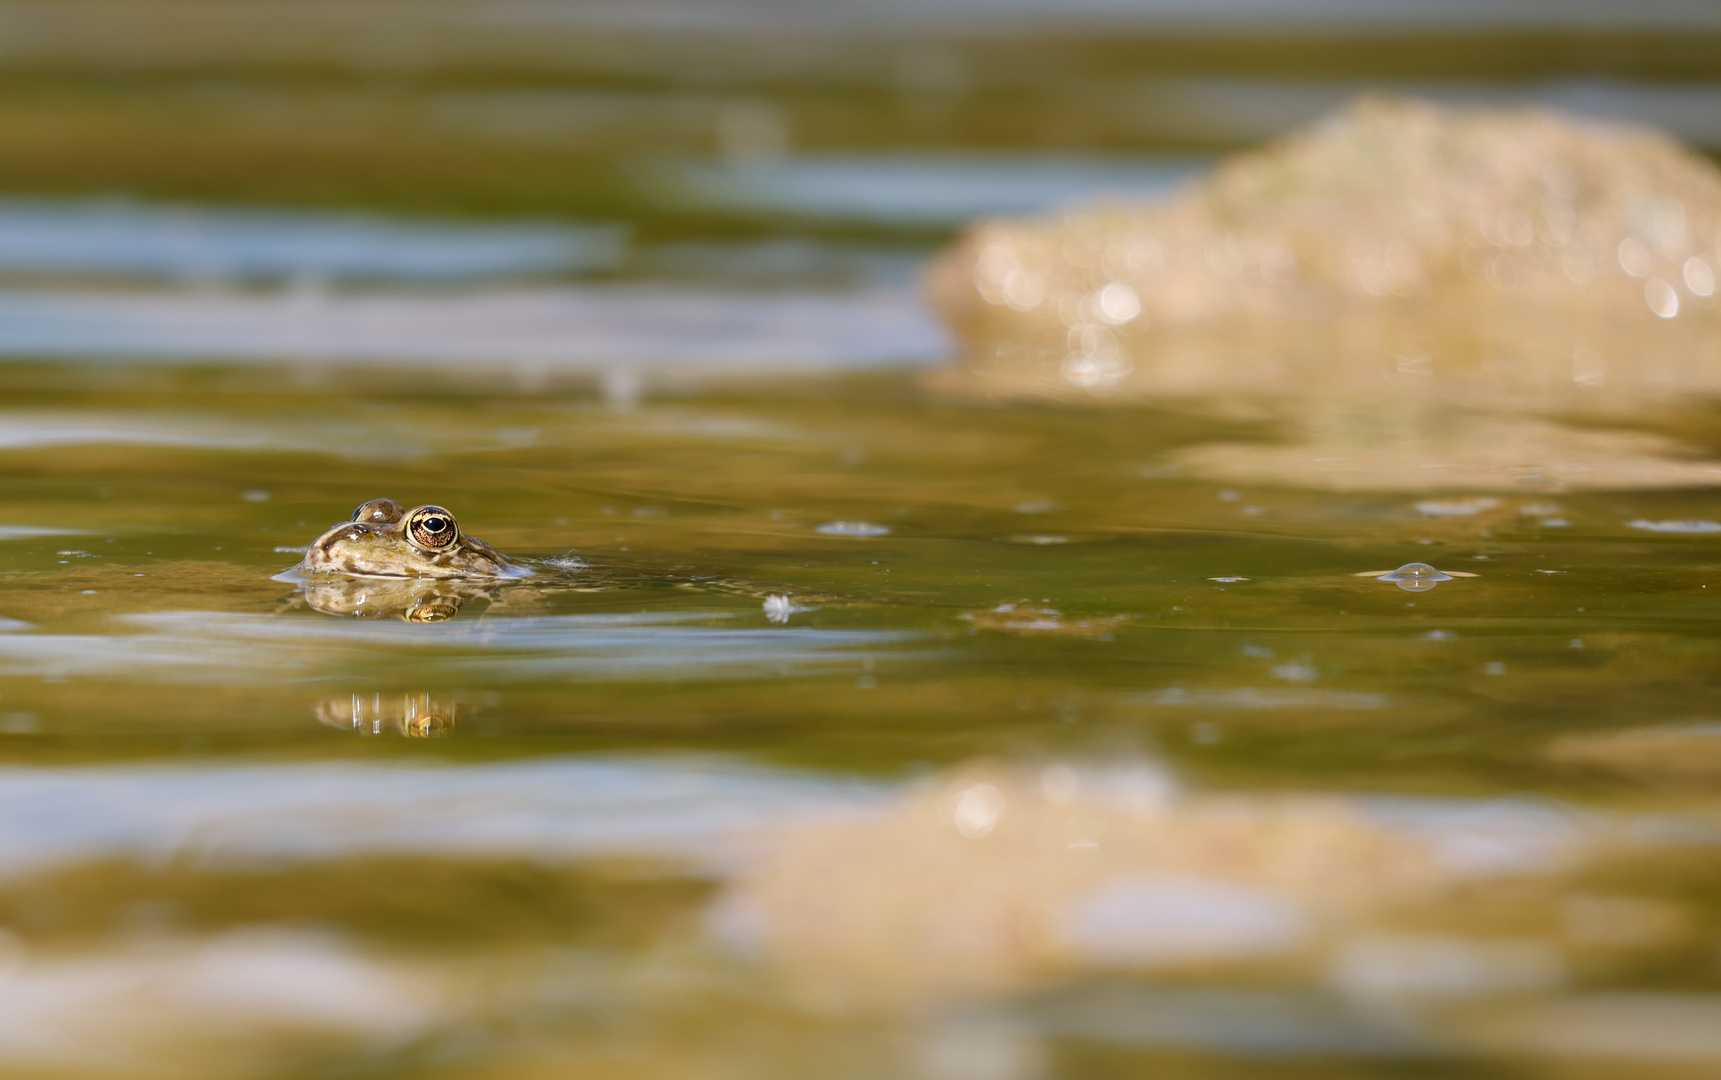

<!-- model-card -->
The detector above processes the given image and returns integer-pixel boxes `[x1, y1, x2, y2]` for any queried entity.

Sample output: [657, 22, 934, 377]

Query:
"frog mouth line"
[273, 564, 535, 584]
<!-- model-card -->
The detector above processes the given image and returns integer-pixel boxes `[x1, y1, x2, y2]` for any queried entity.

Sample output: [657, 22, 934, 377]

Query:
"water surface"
[3, 3, 1721, 1075]
[2, 367, 1720, 1077]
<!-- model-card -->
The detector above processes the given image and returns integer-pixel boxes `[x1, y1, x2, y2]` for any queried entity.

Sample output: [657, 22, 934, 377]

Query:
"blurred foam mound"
[926, 96, 1721, 489]
[930, 94, 1721, 412]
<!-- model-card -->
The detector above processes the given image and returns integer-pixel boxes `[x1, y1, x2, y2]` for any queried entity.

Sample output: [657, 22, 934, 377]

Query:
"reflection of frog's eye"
[403, 713, 453, 737]
[351, 498, 404, 524]
[404, 505, 460, 551]
[404, 599, 460, 623]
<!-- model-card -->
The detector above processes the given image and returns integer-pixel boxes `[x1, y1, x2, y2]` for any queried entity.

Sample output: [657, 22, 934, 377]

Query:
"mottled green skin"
[292, 499, 529, 581]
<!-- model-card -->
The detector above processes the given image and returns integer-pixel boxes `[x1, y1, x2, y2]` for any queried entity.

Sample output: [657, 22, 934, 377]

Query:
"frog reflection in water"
[297, 576, 498, 622]
[282, 498, 534, 622]
[316, 691, 456, 738]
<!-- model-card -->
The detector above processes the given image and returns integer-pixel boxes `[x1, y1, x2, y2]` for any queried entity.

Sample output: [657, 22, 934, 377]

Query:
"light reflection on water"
[0, 755, 894, 875]
[650, 154, 1205, 226]
[0, 611, 923, 684]
[0, 284, 948, 372]
[0, 199, 627, 281]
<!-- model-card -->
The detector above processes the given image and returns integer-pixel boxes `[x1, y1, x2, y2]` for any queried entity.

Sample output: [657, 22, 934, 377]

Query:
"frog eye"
[351, 498, 404, 524]
[404, 505, 460, 551]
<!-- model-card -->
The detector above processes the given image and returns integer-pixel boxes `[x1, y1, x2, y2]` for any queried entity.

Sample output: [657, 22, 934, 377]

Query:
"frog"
[279, 498, 840, 622]
[285, 498, 532, 582]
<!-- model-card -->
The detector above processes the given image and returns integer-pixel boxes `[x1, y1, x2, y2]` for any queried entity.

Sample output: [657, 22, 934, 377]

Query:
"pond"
[0, 360, 1717, 1076]
[1, 3, 1720, 1078]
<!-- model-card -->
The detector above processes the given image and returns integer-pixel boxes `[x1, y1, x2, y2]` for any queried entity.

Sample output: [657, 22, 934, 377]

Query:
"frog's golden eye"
[351, 498, 404, 524]
[404, 505, 460, 552]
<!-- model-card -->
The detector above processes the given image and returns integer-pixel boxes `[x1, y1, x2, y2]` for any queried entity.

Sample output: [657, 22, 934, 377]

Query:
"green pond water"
[1, 4, 1721, 1076]
[1, 365, 1719, 1079]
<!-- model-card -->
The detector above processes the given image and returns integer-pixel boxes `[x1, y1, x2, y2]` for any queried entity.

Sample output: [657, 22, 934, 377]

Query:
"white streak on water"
[0, 611, 925, 685]
[0, 199, 625, 281]
[651, 154, 1205, 225]
[0, 756, 892, 878]
[0, 285, 948, 370]
[1627, 519, 1721, 534]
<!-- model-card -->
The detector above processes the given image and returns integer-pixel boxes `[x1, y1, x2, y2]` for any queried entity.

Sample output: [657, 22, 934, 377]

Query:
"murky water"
[1, 367, 1719, 1077]
[2, 3, 1721, 1077]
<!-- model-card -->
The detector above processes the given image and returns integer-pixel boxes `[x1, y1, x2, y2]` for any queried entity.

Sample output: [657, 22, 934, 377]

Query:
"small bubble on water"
[1416, 497, 1500, 517]
[1371, 563, 1463, 592]
[1570, 639, 1585, 649]
[1627, 519, 1721, 534]
[1013, 499, 1060, 514]
[1273, 661, 1318, 683]
[817, 521, 891, 537]
[1483, 662, 1507, 675]
[242, 490, 270, 502]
